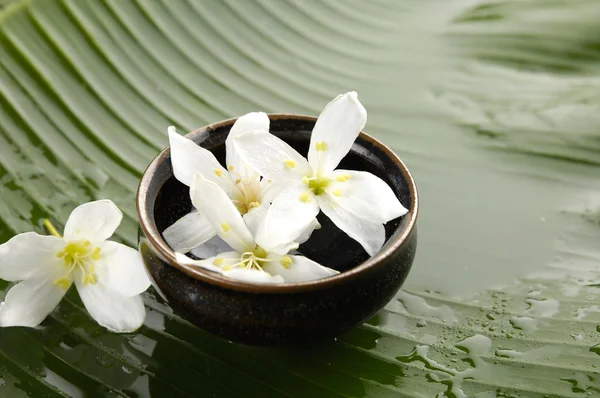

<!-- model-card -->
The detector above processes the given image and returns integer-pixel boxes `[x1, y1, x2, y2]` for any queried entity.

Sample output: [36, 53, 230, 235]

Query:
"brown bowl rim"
[136, 114, 419, 294]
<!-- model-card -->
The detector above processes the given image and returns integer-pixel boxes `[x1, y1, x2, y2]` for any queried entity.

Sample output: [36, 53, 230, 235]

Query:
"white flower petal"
[64, 200, 123, 243]
[308, 92, 367, 174]
[258, 179, 287, 204]
[242, 202, 269, 237]
[263, 255, 338, 283]
[0, 232, 63, 281]
[175, 252, 224, 274]
[162, 211, 216, 253]
[0, 276, 68, 327]
[255, 186, 320, 254]
[233, 130, 312, 182]
[190, 235, 232, 259]
[168, 127, 239, 197]
[328, 170, 408, 223]
[265, 242, 299, 256]
[265, 218, 320, 256]
[317, 194, 385, 256]
[223, 268, 284, 284]
[190, 176, 254, 253]
[101, 241, 151, 297]
[177, 251, 284, 283]
[297, 218, 321, 245]
[226, 112, 269, 179]
[75, 277, 146, 333]
[175, 251, 242, 273]
[176, 252, 283, 284]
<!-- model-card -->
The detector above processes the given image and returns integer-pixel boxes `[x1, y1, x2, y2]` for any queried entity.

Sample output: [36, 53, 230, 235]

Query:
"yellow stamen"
[284, 159, 296, 169]
[235, 178, 241, 184]
[214, 169, 223, 177]
[213, 257, 224, 266]
[84, 274, 96, 285]
[315, 141, 327, 151]
[91, 247, 101, 261]
[336, 173, 351, 182]
[302, 176, 310, 185]
[227, 165, 234, 171]
[332, 189, 341, 197]
[279, 256, 292, 269]
[53, 278, 70, 290]
[221, 223, 231, 232]
[43, 219, 62, 238]
[248, 201, 260, 209]
[299, 192, 312, 203]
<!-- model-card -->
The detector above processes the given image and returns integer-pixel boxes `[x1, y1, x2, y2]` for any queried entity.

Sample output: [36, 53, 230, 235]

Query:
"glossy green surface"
[0, 0, 599, 396]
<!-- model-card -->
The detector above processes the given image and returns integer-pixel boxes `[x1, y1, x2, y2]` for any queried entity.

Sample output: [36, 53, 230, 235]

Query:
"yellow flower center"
[230, 173, 263, 215]
[55, 240, 100, 288]
[253, 246, 269, 259]
[212, 247, 295, 276]
[238, 246, 269, 270]
[302, 175, 331, 196]
[217, 246, 271, 271]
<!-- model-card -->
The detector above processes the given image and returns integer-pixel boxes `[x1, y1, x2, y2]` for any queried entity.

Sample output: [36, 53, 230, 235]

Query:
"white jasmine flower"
[175, 175, 338, 284]
[233, 92, 408, 256]
[0, 200, 151, 332]
[164, 112, 284, 253]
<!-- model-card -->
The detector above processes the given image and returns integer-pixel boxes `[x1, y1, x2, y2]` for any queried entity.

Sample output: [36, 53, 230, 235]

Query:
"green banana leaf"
[0, 0, 598, 396]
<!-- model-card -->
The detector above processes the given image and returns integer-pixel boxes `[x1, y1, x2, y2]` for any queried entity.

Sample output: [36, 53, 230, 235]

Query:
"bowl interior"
[147, 116, 413, 274]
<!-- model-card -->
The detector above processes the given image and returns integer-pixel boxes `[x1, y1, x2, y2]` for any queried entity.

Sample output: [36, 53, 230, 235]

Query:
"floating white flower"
[0, 200, 151, 332]
[175, 175, 338, 284]
[164, 112, 285, 253]
[233, 92, 408, 256]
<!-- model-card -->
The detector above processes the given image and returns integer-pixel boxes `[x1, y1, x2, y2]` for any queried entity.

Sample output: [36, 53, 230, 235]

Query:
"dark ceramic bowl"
[136, 115, 418, 346]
